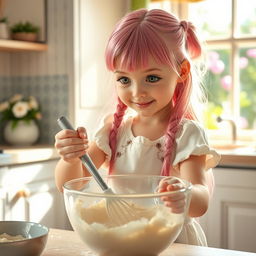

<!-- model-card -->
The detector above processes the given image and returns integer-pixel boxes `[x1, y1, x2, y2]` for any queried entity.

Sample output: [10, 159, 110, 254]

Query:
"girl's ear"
[177, 59, 190, 83]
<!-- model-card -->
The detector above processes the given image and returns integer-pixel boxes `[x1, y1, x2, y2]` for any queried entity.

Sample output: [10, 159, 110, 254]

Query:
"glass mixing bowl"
[63, 175, 192, 256]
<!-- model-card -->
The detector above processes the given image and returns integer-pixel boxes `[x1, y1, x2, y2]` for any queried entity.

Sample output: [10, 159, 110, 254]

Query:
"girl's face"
[114, 57, 179, 119]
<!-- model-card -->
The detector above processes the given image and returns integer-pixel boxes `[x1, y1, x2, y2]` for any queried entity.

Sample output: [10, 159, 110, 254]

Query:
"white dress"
[94, 116, 220, 246]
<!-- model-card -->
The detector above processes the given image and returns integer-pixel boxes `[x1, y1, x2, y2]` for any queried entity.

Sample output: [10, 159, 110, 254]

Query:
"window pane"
[204, 49, 231, 129]
[149, 0, 171, 11]
[239, 47, 256, 129]
[236, 0, 256, 37]
[188, 0, 232, 40]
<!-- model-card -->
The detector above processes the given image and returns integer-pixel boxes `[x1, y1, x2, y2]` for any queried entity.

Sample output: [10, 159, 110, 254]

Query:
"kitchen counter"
[217, 148, 256, 168]
[211, 142, 256, 168]
[43, 228, 255, 256]
[0, 145, 59, 167]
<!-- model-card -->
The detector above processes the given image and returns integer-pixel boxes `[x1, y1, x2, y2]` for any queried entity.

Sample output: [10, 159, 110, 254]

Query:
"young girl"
[54, 9, 220, 246]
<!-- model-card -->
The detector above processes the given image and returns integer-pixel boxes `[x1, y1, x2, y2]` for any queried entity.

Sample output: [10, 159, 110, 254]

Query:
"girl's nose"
[131, 84, 146, 98]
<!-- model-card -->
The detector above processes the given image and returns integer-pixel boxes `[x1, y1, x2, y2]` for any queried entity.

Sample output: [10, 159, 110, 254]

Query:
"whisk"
[57, 116, 140, 225]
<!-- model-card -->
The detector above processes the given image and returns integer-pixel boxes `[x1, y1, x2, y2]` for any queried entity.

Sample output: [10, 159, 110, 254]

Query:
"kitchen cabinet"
[0, 167, 8, 220]
[0, 160, 71, 230]
[200, 167, 256, 253]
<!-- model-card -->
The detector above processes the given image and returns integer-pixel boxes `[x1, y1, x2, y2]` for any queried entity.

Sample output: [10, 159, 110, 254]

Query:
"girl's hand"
[54, 127, 88, 163]
[158, 177, 186, 214]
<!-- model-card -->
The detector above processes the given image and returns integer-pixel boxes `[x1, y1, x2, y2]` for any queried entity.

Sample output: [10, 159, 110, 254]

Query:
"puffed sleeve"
[93, 116, 112, 161]
[173, 119, 220, 170]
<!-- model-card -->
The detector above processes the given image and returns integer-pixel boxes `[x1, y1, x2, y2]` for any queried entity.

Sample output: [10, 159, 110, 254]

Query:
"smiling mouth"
[133, 100, 154, 108]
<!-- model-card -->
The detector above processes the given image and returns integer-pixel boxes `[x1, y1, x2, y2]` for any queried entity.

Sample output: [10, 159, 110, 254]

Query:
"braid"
[161, 76, 193, 176]
[109, 98, 127, 173]
[161, 119, 180, 176]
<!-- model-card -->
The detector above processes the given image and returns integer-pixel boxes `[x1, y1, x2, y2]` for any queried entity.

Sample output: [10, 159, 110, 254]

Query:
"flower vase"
[4, 120, 40, 146]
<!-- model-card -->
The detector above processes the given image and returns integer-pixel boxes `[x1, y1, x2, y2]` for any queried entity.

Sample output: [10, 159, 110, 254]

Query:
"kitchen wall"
[4, 0, 46, 42]
[73, 0, 129, 138]
[0, 0, 73, 144]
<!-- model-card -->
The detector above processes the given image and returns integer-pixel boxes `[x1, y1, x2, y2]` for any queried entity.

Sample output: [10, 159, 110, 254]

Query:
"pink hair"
[108, 98, 127, 171]
[105, 9, 206, 180]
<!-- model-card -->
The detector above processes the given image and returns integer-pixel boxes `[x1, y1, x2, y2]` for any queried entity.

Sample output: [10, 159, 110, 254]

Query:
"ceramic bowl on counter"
[63, 174, 192, 256]
[0, 221, 49, 256]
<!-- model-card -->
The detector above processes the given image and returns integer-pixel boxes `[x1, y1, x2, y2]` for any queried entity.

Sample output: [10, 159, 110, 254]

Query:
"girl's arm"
[160, 155, 209, 217]
[54, 157, 86, 192]
[54, 127, 106, 192]
[179, 155, 210, 217]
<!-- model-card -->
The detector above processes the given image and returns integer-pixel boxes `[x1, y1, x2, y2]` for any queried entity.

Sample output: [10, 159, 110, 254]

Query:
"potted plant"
[10, 21, 39, 42]
[0, 94, 42, 145]
[0, 17, 9, 39]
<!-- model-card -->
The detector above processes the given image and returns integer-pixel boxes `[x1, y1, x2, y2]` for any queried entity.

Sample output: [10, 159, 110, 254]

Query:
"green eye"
[146, 75, 161, 83]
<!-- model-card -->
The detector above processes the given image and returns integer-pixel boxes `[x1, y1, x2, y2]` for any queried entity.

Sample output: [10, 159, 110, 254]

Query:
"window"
[150, 0, 256, 141]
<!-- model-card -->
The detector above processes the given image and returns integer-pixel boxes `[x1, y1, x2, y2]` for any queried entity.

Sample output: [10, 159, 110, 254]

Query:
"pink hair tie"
[180, 20, 188, 32]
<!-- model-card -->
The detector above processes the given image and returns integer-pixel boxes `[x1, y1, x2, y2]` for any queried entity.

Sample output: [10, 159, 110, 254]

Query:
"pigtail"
[161, 119, 179, 176]
[161, 75, 193, 176]
[180, 20, 202, 59]
[109, 98, 127, 173]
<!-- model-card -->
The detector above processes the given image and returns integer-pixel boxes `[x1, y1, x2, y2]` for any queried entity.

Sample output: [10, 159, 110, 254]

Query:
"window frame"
[173, 0, 256, 142]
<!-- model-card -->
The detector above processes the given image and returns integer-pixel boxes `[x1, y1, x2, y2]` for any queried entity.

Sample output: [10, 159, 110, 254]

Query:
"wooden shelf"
[0, 39, 47, 52]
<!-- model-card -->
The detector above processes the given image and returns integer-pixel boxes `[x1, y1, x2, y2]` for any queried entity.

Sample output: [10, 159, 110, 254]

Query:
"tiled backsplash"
[0, 75, 69, 145]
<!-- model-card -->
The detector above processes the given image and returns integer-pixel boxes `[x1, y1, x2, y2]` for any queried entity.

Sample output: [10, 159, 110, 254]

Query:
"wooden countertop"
[218, 152, 256, 168]
[0, 145, 59, 167]
[43, 229, 255, 256]
[211, 143, 256, 168]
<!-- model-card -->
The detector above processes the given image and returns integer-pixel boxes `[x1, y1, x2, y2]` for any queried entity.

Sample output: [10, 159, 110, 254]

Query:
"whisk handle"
[57, 116, 109, 191]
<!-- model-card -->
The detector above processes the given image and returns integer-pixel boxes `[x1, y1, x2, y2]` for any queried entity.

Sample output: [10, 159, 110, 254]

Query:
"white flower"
[28, 96, 38, 110]
[9, 94, 23, 103]
[0, 101, 9, 112]
[12, 101, 29, 118]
